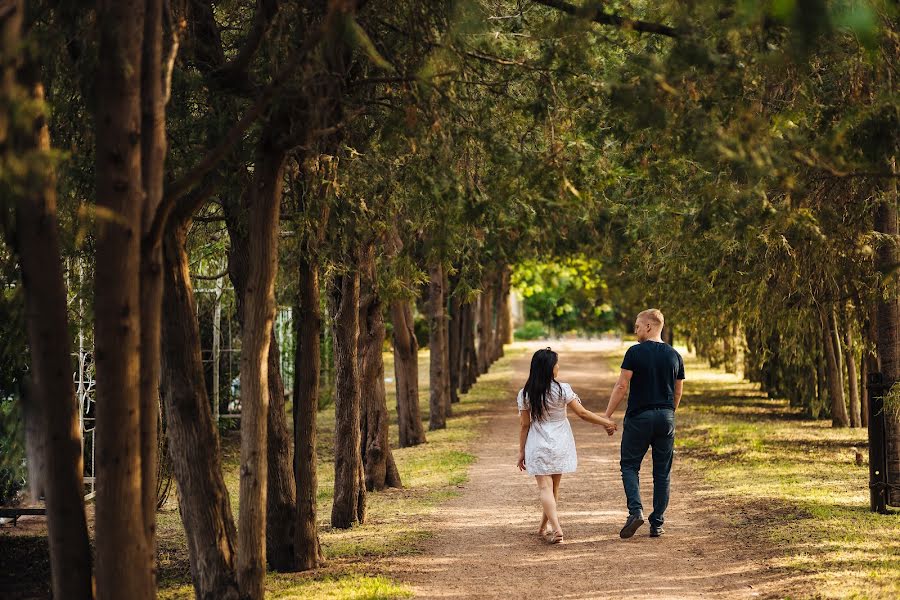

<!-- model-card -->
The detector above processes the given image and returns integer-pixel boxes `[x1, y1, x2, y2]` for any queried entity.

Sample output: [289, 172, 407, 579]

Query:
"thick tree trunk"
[391, 299, 426, 447]
[139, 1, 166, 579]
[236, 145, 286, 598]
[822, 310, 850, 427]
[161, 221, 240, 600]
[265, 330, 297, 570]
[428, 262, 448, 430]
[93, 2, 154, 596]
[223, 183, 296, 572]
[358, 245, 402, 491]
[3, 36, 93, 598]
[330, 269, 367, 528]
[875, 168, 900, 506]
[294, 258, 324, 570]
[844, 316, 861, 428]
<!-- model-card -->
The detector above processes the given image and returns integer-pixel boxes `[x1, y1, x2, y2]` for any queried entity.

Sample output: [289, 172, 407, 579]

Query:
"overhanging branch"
[533, 0, 680, 38]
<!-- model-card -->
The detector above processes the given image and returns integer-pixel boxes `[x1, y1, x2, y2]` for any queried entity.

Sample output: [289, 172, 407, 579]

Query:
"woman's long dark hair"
[523, 348, 560, 422]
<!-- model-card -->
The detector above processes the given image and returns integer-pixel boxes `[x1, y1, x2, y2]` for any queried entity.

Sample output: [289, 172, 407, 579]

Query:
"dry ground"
[388, 340, 784, 600]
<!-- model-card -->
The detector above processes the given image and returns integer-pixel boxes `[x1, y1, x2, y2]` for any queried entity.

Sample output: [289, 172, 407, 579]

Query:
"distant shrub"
[515, 320, 548, 341]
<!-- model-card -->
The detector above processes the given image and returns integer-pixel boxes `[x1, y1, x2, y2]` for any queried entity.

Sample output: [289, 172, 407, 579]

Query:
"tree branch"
[209, 0, 280, 93]
[532, 0, 680, 38]
[146, 23, 326, 252]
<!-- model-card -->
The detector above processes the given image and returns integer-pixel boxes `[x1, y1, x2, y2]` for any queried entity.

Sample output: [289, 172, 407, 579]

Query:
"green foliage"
[514, 320, 548, 341]
[512, 257, 615, 334]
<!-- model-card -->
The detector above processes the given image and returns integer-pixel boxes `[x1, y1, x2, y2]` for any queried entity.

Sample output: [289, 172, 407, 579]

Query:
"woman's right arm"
[569, 400, 618, 434]
[517, 410, 530, 471]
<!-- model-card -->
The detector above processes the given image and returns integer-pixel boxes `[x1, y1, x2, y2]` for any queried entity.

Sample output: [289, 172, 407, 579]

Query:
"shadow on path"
[389, 340, 786, 599]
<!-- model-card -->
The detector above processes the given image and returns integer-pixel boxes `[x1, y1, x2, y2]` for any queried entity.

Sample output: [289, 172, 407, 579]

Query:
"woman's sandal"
[546, 531, 564, 544]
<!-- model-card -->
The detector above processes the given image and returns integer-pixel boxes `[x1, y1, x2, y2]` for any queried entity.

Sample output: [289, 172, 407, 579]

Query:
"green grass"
[607, 346, 900, 599]
[157, 344, 526, 598]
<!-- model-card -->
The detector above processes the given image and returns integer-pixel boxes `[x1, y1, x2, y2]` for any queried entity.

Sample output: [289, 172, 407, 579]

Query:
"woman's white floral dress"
[517, 382, 580, 475]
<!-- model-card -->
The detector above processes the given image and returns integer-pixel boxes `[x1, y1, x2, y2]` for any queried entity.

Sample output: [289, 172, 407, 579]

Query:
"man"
[603, 309, 684, 539]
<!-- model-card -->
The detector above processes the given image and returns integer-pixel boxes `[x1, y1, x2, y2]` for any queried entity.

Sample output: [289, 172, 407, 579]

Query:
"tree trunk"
[223, 179, 296, 573]
[428, 262, 448, 430]
[875, 164, 900, 506]
[492, 268, 510, 362]
[441, 267, 452, 418]
[294, 258, 324, 570]
[265, 329, 297, 570]
[3, 32, 93, 597]
[161, 220, 240, 600]
[822, 310, 850, 427]
[460, 302, 478, 393]
[236, 144, 286, 598]
[861, 358, 870, 428]
[139, 1, 166, 580]
[330, 269, 366, 528]
[391, 299, 426, 447]
[93, 2, 154, 596]
[843, 314, 861, 428]
[448, 290, 461, 405]
[816, 333, 827, 419]
[477, 281, 494, 375]
[358, 244, 402, 491]
[498, 267, 513, 348]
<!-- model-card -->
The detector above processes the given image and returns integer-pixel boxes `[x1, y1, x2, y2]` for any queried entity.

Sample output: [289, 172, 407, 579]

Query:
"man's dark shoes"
[650, 525, 664, 537]
[619, 513, 644, 539]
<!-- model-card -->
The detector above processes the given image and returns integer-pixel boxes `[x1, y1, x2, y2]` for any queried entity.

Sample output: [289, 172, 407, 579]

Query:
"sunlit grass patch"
[604, 346, 900, 599]
[267, 574, 412, 599]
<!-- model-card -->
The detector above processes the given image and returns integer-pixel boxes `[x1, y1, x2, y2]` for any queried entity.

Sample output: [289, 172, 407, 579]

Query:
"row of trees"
[1, 1, 898, 598]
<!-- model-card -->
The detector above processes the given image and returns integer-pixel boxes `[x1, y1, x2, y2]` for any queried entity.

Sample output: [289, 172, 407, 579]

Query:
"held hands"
[602, 415, 618, 436]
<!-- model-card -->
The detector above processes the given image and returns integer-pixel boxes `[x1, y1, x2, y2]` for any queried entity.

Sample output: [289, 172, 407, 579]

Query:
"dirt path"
[390, 340, 779, 599]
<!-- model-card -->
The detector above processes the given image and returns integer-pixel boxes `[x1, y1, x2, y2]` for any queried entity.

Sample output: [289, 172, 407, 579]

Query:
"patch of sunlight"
[269, 574, 411, 600]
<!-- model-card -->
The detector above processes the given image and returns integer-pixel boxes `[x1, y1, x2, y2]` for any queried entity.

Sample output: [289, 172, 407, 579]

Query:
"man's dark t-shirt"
[620, 341, 685, 417]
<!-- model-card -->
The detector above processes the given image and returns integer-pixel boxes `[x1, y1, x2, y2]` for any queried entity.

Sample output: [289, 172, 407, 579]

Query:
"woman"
[516, 348, 617, 544]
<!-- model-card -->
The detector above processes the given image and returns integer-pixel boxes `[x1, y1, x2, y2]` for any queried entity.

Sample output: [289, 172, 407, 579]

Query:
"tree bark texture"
[497, 266, 513, 348]
[875, 169, 900, 506]
[93, 2, 154, 596]
[391, 299, 426, 447]
[223, 180, 296, 573]
[460, 302, 478, 393]
[294, 258, 324, 570]
[358, 244, 402, 491]
[161, 220, 241, 600]
[236, 143, 286, 598]
[843, 316, 861, 428]
[477, 281, 494, 375]
[139, 0, 166, 577]
[428, 262, 448, 430]
[448, 291, 461, 405]
[3, 30, 93, 597]
[330, 269, 367, 528]
[822, 310, 850, 427]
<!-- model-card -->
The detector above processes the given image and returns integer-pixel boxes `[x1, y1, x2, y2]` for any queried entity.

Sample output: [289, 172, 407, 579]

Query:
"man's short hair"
[637, 308, 665, 329]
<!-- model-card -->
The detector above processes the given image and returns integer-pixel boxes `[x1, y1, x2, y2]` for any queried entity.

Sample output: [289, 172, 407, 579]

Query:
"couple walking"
[516, 309, 685, 543]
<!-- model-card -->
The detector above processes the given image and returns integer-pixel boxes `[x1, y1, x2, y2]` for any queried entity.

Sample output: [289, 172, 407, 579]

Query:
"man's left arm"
[604, 369, 632, 418]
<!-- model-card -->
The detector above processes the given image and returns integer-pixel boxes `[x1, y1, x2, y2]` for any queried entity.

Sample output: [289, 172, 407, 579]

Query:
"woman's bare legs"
[538, 474, 563, 535]
[536, 475, 563, 538]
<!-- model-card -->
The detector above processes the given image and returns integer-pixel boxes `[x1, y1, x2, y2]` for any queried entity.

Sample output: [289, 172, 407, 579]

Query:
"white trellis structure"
[68, 261, 294, 502]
